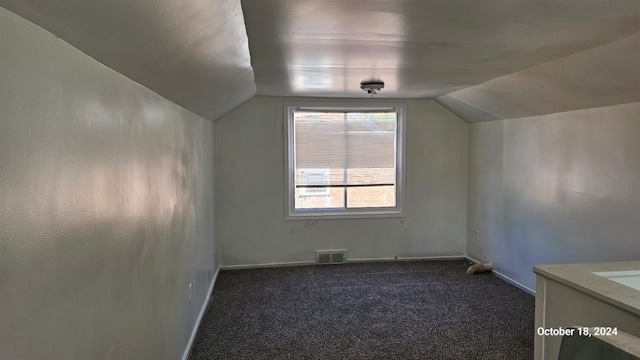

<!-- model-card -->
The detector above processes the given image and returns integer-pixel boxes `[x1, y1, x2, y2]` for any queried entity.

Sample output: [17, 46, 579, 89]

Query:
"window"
[285, 103, 405, 219]
[299, 169, 330, 196]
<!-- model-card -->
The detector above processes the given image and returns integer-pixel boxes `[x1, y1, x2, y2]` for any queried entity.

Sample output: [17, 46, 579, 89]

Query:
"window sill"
[285, 210, 404, 221]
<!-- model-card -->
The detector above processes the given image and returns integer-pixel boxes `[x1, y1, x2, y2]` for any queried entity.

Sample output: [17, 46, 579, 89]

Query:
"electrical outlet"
[475, 229, 480, 242]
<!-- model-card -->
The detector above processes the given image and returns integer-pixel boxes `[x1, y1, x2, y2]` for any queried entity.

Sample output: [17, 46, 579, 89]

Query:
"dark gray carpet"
[189, 260, 534, 359]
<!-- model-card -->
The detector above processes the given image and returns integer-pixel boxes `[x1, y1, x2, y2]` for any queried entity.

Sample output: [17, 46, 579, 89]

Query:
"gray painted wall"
[467, 102, 640, 291]
[0, 8, 216, 359]
[216, 96, 468, 266]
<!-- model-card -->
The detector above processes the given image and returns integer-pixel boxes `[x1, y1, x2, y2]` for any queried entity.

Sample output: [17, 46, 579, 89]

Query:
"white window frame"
[284, 102, 406, 220]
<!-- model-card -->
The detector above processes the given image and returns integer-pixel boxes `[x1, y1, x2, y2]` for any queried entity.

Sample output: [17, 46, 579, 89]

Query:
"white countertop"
[533, 261, 640, 317]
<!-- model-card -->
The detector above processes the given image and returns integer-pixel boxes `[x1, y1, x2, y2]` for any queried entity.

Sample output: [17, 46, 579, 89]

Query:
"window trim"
[284, 101, 406, 220]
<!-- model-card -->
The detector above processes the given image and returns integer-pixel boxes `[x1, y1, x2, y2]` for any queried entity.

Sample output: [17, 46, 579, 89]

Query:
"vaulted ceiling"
[2, 0, 640, 121]
[0, 0, 256, 121]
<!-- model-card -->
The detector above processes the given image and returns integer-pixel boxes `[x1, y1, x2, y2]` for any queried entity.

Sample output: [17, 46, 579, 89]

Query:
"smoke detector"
[360, 80, 385, 96]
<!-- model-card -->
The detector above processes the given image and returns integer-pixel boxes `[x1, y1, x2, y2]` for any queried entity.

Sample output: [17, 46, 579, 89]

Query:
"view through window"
[287, 105, 404, 217]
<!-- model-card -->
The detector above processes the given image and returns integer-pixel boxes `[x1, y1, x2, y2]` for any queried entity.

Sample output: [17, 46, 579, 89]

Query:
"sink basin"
[593, 270, 640, 291]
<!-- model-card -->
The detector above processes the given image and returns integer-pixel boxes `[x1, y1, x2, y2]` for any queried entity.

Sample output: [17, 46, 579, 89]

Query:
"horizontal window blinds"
[294, 111, 396, 187]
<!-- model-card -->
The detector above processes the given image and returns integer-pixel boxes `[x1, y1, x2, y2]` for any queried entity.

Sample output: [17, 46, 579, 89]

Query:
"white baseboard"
[181, 267, 220, 360]
[492, 270, 535, 295]
[220, 255, 466, 270]
[464, 255, 484, 265]
[348, 255, 465, 262]
[465, 256, 535, 295]
[221, 260, 316, 270]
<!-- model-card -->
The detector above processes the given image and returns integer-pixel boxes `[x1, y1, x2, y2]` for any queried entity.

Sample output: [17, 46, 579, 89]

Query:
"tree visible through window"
[286, 104, 405, 218]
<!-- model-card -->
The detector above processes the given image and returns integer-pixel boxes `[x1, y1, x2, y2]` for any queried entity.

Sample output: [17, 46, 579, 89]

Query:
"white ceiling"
[2, 0, 640, 120]
[439, 33, 640, 122]
[0, 0, 256, 121]
[243, 0, 640, 98]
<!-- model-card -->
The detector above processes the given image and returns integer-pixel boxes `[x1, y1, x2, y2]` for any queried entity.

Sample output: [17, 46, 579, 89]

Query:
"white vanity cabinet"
[533, 262, 640, 360]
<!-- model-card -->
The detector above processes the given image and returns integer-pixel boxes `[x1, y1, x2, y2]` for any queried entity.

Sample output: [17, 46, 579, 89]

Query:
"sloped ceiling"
[0, 0, 256, 121]
[438, 32, 640, 122]
[2, 0, 640, 121]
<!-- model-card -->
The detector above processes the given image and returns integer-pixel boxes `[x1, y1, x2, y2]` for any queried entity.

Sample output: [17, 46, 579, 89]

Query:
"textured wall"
[467, 102, 640, 291]
[0, 8, 216, 359]
[216, 96, 468, 266]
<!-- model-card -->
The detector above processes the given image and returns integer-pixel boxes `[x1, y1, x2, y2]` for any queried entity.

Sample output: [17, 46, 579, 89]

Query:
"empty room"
[2, 1, 640, 359]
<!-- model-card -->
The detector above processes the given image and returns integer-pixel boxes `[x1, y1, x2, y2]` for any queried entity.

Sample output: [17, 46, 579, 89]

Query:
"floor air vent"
[331, 252, 345, 263]
[316, 250, 347, 264]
